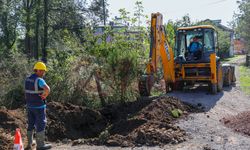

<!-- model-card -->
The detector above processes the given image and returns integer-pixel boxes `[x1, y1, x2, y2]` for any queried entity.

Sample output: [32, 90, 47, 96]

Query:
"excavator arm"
[139, 13, 175, 96]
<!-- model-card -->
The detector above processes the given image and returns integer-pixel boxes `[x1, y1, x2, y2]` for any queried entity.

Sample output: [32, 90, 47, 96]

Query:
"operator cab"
[174, 25, 218, 63]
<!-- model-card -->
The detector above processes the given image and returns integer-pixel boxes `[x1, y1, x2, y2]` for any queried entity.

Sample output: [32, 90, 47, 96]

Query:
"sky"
[107, 0, 239, 27]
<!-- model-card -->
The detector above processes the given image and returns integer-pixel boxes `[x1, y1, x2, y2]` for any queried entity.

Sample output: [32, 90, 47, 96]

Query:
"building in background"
[94, 17, 144, 43]
[234, 38, 247, 54]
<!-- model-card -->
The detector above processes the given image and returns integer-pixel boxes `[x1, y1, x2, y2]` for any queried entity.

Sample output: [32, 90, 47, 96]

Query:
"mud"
[221, 111, 250, 136]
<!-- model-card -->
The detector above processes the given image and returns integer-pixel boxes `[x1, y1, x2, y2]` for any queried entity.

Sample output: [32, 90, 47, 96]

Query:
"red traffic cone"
[13, 128, 24, 150]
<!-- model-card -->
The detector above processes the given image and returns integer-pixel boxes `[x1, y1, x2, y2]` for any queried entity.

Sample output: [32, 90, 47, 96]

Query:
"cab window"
[204, 29, 214, 52]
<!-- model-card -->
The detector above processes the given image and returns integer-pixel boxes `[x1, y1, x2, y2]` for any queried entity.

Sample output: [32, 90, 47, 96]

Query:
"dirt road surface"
[52, 56, 250, 150]
[164, 56, 250, 150]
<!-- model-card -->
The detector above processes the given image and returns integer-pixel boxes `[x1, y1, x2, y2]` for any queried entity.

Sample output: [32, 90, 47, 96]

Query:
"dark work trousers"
[27, 108, 46, 132]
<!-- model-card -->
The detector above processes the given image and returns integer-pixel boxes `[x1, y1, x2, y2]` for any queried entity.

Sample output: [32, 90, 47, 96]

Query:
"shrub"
[0, 52, 32, 109]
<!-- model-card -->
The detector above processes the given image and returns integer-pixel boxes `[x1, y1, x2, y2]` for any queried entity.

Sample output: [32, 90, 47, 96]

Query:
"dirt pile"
[100, 96, 196, 146]
[0, 128, 13, 150]
[0, 108, 26, 150]
[46, 102, 107, 141]
[0, 96, 196, 148]
[221, 111, 250, 136]
[0, 102, 108, 149]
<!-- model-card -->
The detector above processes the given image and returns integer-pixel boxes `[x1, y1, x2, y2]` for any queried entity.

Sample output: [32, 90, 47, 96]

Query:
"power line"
[206, 0, 228, 6]
[163, 0, 229, 15]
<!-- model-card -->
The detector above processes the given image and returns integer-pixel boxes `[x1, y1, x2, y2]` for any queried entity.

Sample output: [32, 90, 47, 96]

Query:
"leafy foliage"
[234, 0, 250, 52]
[0, 0, 149, 108]
[89, 0, 109, 24]
[165, 20, 175, 49]
[0, 0, 21, 57]
[0, 52, 31, 109]
[174, 14, 192, 29]
[0, 0, 237, 109]
[134, 1, 145, 27]
[196, 20, 231, 58]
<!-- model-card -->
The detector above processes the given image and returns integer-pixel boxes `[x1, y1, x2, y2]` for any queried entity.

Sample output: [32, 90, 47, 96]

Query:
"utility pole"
[103, 0, 106, 26]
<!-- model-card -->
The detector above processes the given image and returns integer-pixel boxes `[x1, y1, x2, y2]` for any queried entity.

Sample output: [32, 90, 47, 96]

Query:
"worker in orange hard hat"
[24, 61, 51, 150]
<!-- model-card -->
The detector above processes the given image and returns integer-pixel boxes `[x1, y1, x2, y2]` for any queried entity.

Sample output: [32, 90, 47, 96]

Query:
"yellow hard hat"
[33, 61, 47, 71]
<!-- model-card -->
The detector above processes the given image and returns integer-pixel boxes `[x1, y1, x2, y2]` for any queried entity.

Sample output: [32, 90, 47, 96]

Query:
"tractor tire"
[224, 68, 232, 86]
[211, 83, 217, 94]
[165, 82, 170, 93]
[217, 64, 223, 92]
[173, 81, 184, 90]
[231, 66, 236, 83]
[165, 82, 174, 93]
[210, 63, 223, 94]
[222, 64, 236, 86]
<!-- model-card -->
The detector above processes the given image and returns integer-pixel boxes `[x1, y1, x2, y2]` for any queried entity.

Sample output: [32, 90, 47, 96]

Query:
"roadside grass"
[239, 65, 250, 95]
[222, 55, 245, 63]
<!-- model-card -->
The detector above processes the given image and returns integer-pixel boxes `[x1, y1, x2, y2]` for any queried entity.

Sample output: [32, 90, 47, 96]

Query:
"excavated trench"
[0, 96, 199, 149]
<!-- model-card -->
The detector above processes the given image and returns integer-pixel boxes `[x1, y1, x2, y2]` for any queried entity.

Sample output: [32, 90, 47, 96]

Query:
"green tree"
[118, 8, 130, 25]
[133, 0, 144, 27]
[86, 29, 141, 102]
[0, 0, 151, 108]
[174, 14, 192, 28]
[22, 0, 36, 58]
[0, 0, 21, 57]
[235, 0, 250, 52]
[34, 0, 41, 59]
[165, 20, 175, 48]
[89, 0, 109, 24]
[196, 20, 231, 58]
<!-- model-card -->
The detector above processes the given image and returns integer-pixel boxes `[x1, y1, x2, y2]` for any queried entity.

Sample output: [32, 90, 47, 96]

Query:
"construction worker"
[188, 36, 202, 60]
[24, 61, 52, 150]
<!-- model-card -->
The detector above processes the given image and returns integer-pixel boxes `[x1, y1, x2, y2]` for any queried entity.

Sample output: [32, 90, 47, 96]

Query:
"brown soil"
[221, 111, 250, 136]
[0, 107, 26, 150]
[0, 96, 197, 149]
[46, 102, 107, 141]
[0, 102, 107, 149]
[102, 96, 195, 146]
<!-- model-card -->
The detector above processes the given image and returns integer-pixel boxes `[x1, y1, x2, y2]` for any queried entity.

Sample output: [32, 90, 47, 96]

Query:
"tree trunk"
[94, 71, 106, 107]
[25, 0, 32, 57]
[34, 0, 41, 60]
[42, 0, 48, 63]
[0, 2, 17, 56]
[102, 0, 106, 26]
[246, 54, 250, 67]
[2, 12, 11, 51]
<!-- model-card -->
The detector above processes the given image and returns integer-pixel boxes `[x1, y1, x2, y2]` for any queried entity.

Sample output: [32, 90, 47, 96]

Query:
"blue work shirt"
[189, 42, 202, 53]
[38, 78, 47, 88]
[33, 78, 47, 108]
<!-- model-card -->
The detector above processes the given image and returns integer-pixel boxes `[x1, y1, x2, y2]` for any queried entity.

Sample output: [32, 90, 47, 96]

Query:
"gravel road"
[165, 56, 250, 150]
[52, 56, 250, 150]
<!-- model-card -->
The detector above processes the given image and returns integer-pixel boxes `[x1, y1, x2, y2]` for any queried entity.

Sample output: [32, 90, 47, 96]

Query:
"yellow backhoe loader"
[139, 13, 235, 96]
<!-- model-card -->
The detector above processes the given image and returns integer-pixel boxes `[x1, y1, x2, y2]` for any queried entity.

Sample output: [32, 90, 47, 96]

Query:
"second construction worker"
[24, 61, 51, 150]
